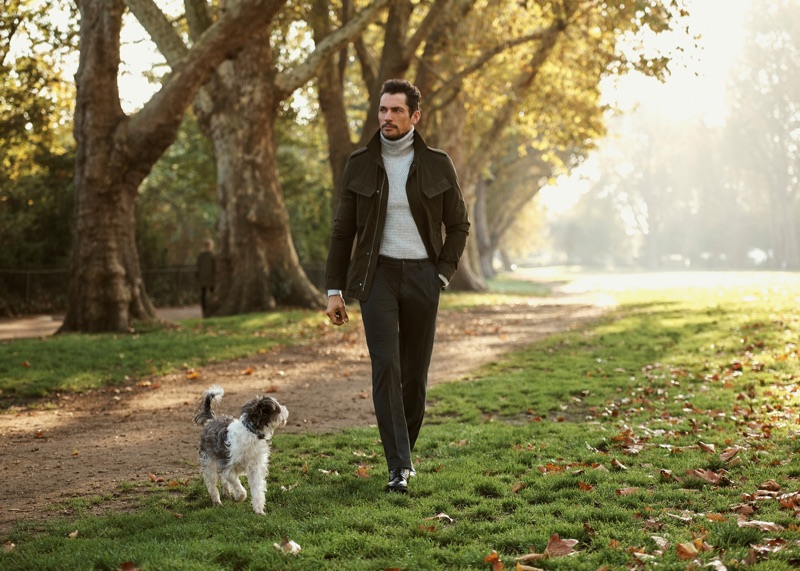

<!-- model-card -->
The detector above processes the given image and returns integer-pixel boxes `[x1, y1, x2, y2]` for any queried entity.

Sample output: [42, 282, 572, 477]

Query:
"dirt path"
[0, 289, 611, 534]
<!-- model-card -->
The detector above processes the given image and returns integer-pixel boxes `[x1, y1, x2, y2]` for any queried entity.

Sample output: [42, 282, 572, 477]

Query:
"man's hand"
[326, 294, 349, 326]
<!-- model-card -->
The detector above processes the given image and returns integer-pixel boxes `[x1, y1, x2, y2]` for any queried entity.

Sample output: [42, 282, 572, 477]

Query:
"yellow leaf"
[676, 541, 698, 560]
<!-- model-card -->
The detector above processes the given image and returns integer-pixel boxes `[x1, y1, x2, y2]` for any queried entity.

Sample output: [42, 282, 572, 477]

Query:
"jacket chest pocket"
[348, 180, 380, 227]
[422, 177, 452, 199]
[420, 176, 451, 223]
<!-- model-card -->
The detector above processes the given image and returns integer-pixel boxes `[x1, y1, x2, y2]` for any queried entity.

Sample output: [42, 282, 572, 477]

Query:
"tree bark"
[202, 33, 323, 314]
[131, 0, 389, 315]
[62, 0, 282, 333]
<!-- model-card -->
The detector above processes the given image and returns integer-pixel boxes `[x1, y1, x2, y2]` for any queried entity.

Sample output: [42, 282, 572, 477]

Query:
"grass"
[3, 270, 800, 570]
[0, 310, 322, 403]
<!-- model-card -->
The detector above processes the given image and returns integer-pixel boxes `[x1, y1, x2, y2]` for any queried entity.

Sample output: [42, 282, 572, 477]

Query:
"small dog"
[193, 385, 289, 515]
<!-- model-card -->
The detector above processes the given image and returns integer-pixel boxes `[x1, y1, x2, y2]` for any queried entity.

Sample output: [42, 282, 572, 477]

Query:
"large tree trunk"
[61, 1, 154, 333]
[199, 33, 324, 315]
[474, 177, 496, 279]
[62, 0, 284, 333]
[129, 0, 388, 315]
[310, 0, 356, 210]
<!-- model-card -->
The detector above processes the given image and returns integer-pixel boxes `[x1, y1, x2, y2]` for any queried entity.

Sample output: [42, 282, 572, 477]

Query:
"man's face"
[379, 92, 420, 141]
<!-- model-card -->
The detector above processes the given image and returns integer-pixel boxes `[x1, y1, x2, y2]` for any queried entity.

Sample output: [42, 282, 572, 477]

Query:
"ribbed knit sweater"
[379, 128, 428, 259]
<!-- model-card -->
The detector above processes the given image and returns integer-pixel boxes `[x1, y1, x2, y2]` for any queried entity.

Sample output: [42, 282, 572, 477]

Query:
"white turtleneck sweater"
[379, 128, 428, 259]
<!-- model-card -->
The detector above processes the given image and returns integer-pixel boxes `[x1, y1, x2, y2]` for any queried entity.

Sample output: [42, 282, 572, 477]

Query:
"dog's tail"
[193, 385, 224, 425]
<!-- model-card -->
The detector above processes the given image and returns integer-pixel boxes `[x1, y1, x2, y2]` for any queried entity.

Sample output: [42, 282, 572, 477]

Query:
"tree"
[311, 0, 689, 290]
[726, 0, 800, 269]
[128, 0, 391, 316]
[60, 0, 285, 333]
[0, 0, 77, 270]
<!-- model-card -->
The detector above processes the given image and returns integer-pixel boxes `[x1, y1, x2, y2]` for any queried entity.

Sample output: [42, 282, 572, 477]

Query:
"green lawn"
[3, 271, 800, 570]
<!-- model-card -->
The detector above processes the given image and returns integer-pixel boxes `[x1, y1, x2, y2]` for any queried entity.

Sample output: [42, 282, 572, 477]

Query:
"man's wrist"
[327, 289, 343, 298]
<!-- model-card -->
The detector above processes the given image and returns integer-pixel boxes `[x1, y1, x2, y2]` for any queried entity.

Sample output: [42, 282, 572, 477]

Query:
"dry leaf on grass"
[273, 536, 301, 555]
[484, 550, 504, 570]
[737, 518, 784, 532]
[424, 513, 455, 525]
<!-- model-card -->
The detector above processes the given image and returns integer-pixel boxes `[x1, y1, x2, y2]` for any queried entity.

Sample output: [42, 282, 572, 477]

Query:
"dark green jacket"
[325, 130, 470, 301]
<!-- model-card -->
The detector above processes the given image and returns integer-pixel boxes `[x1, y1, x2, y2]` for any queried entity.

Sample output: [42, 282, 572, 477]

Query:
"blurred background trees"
[4, 0, 795, 324]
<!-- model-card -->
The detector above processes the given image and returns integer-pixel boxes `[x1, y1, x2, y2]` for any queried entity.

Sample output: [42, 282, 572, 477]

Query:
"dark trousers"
[360, 256, 441, 470]
[200, 286, 214, 316]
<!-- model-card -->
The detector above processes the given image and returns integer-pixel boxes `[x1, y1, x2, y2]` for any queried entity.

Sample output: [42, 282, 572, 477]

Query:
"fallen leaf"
[417, 524, 437, 533]
[750, 537, 787, 554]
[67, 530, 79, 539]
[578, 481, 594, 492]
[651, 535, 669, 551]
[512, 481, 527, 493]
[544, 533, 579, 557]
[737, 518, 784, 532]
[186, 370, 200, 380]
[720, 446, 742, 462]
[706, 512, 726, 522]
[273, 536, 301, 555]
[698, 441, 716, 453]
[615, 487, 639, 496]
[611, 458, 627, 471]
[242, 367, 254, 375]
[21, 361, 30, 367]
[730, 503, 755, 515]
[676, 541, 698, 560]
[424, 513, 455, 525]
[3, 541, 16, 553]
[355, 466, 369, 478]
[484, 550, 505, 570]
[759, 479, 781, 492]
[119, 562, 138, 571]
[686, 468, 732, 486]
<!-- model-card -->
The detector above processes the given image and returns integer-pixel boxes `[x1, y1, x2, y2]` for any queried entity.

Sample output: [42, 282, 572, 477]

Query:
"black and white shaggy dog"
[193, 385, 289, 515]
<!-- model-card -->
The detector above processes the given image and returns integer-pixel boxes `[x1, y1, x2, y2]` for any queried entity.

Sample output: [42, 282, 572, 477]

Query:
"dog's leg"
[200, 455, 222, 506]
[222, 468, 247, 502]
[248, 458, 269, 515]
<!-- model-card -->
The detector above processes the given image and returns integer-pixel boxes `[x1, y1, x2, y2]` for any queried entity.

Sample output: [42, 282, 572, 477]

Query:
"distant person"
[196, 239, 216, 317]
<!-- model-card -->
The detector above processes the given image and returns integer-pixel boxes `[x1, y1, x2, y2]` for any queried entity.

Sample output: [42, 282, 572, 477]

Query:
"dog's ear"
[242, 397, 280, 428]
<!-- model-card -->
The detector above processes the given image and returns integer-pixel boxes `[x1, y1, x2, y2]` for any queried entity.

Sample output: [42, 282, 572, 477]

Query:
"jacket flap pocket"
[422, 177, 452, 198]
[347, 179, 377, 197]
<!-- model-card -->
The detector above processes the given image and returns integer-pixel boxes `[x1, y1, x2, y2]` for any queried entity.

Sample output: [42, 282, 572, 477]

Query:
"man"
[196, 238, 215, 317]
[325, 79, 470, 493]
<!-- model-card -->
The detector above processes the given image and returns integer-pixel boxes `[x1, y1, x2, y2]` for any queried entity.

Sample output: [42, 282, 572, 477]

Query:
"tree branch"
[275, 0, 391, 97]
[124, 0, 188, 64]
[402, 0, 450, 61]
[126, 0, 286, 156]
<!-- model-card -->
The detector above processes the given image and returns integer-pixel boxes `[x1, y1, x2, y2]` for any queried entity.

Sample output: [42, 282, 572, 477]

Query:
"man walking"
[325, 79, 470, 493]
[196, 238, 216, 317]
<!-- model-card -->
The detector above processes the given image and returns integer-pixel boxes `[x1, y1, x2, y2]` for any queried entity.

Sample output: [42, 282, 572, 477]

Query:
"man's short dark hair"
[380, 79, 421, 114]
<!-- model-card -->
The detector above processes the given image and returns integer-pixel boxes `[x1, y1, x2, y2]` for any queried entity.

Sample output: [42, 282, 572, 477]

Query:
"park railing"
[0, 263, 326, 317]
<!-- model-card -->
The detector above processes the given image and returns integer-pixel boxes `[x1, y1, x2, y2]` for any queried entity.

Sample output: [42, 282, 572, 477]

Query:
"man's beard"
[382, 125, 410, 141]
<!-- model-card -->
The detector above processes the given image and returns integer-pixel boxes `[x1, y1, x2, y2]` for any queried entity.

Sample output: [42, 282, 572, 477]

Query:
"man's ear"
[411, 110, 421, 125]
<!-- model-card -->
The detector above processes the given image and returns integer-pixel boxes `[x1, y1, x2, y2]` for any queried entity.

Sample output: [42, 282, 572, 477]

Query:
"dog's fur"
[193, 385, 288, 514]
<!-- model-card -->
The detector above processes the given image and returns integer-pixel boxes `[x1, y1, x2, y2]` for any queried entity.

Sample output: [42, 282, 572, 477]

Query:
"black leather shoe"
[386, 467, 411, 493]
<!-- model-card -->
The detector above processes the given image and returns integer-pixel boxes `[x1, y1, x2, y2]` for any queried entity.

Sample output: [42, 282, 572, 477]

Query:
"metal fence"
[0, 264, 326, 316]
